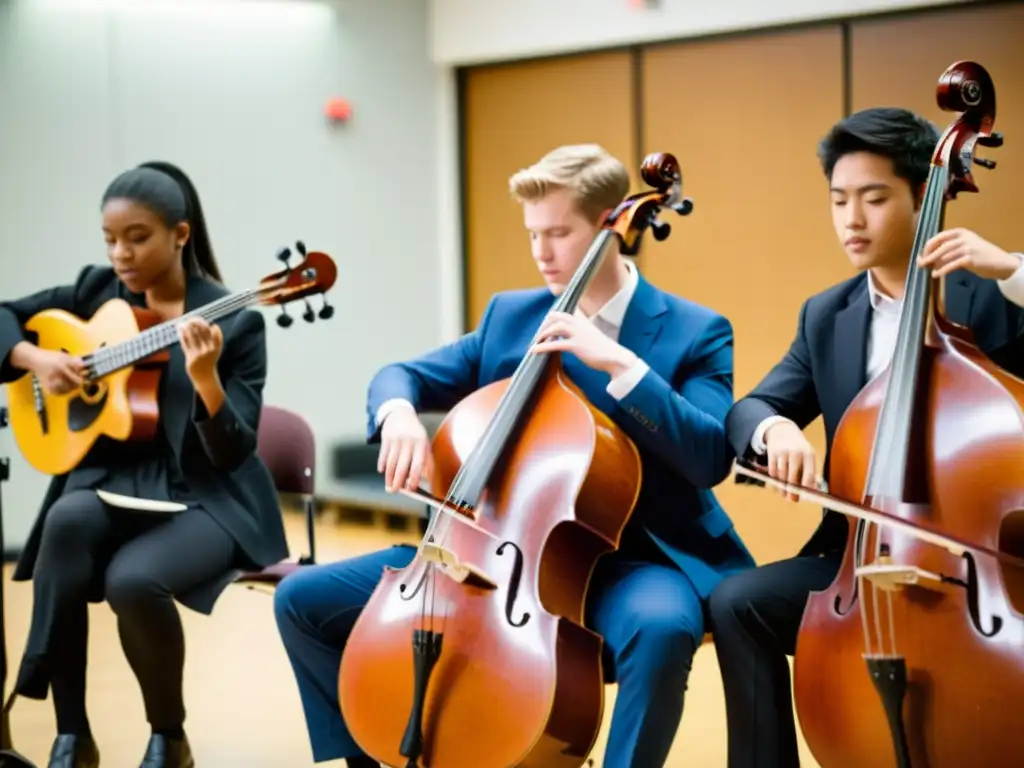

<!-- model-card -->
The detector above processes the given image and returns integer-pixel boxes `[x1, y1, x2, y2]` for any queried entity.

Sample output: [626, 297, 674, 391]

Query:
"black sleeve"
[983, 288, 1024, 380]
[191, 310, 267, 472]
[0, 266, 109, 383]
[725, 298, 822, 462]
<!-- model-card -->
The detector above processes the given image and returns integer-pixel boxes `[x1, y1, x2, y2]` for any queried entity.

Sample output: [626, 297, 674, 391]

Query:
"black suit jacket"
[0, 264, 289, 611]
[726, 270, 1024, 555]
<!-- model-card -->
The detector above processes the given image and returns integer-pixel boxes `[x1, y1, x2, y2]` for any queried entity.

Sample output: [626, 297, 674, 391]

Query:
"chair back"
[256, 405, 316, 496]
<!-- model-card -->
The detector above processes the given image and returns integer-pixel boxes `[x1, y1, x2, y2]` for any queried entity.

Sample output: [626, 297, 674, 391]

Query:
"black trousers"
[707, 552, 842, 768]
[30, 490, 236, 735]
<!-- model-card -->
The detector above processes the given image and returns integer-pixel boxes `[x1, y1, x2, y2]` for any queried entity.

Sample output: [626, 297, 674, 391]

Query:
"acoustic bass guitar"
[4, 242, 335, 476]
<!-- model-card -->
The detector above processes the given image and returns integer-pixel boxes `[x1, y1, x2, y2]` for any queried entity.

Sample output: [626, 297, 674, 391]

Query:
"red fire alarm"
[324, 97, 352, 123]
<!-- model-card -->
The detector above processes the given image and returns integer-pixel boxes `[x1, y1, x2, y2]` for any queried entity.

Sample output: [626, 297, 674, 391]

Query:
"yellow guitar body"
[5, 299, 158, 477]
[3, 247, 339, 476]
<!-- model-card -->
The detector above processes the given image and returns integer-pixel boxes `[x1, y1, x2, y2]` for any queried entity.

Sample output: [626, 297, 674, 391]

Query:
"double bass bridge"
[418, 542, 499, 590]
[855, 562, 948, 593]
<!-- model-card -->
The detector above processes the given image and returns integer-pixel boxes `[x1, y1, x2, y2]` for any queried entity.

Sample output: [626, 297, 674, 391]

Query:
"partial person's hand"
[179, 317, 224, 386]
[763, 421, 817, 502]
[377, 404, 433, 492]
[530, 311, 637, 377]
[918, 228, 1022, 280]
[33, 348, 86, 395]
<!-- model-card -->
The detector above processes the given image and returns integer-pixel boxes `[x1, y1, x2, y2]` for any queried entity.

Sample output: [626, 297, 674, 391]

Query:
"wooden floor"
[2, 509, 818, 767]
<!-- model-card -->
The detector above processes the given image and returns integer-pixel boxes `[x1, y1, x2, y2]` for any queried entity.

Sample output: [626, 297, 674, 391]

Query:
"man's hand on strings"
[530, 311, 637, 377]
[918, 228, 1022, 280]
[378, 403, 433, 493]
[763, 420, 817, 502]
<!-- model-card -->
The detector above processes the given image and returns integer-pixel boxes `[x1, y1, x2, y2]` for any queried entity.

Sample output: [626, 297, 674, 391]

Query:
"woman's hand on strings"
[22, 346, 86, 395]
[178, 317, 223, 387]
[378, 403, 433, 493]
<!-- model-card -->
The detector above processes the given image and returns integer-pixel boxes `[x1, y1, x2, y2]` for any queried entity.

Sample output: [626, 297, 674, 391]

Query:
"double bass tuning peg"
[978, 131, 1004, 148]
[671, 199, 694, 216]
[650, 219, 671, 242]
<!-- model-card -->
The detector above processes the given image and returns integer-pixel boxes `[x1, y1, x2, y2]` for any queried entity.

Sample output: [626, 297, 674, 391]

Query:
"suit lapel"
[618, 274, 667, 362]
[560, 273, 666, 413]
[833, 278, 871, 414]
[943, 274, 974, 327]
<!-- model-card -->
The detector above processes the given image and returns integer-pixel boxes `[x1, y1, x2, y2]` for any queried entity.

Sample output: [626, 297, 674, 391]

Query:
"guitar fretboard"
[84, 287, 265, 379]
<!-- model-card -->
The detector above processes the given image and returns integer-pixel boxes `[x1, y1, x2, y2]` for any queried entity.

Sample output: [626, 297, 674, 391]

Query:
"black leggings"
[30, 490, 236, 736]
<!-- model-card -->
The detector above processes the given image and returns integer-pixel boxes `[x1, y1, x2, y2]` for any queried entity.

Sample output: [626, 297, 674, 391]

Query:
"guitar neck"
[85, 288, 264, 379]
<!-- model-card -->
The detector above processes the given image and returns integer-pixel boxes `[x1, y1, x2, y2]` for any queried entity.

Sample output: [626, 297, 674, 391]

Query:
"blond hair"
[508, 144, 630, 223]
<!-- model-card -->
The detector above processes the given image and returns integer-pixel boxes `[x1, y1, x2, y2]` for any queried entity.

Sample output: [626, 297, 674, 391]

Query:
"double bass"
[337, 153, 694, 768]
[737, 61, 1024, 767]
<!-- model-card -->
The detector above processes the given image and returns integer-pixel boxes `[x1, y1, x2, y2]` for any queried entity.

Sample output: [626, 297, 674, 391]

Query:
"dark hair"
[817, 107, 940, 193]
[101, 160, 223, 283]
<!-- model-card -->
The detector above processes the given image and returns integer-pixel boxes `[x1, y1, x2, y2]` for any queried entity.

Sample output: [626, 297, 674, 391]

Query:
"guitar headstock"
[258, 241, 338, 327]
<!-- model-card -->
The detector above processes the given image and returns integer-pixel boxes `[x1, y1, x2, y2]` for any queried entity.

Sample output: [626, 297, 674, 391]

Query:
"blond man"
[274, 145, 755, 767]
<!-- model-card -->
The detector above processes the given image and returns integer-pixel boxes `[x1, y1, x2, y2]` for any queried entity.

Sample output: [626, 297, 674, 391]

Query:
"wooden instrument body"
[338, 364, 642, 768]
[793, 317, 1024, 767]
[6, 298, 168, 476]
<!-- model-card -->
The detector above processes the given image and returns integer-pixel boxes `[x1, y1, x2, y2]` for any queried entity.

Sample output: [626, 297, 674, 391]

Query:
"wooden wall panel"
[461, 52, 636, 326]
[851, 3, 1024, 254]
[641, 29, 848, 567]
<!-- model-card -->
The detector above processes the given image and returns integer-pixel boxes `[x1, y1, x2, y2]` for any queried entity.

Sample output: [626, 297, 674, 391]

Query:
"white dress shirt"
[751, 256, 1024, 454]
[375, 260, 650, 428]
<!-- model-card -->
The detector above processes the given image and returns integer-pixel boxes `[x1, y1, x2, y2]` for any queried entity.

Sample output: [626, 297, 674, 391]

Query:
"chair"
[233, 404, 318, 589]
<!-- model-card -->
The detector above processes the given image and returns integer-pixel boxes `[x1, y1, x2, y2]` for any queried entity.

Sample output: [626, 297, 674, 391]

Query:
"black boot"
[47, 735, 99, 768]
[138, 733, 193, 768]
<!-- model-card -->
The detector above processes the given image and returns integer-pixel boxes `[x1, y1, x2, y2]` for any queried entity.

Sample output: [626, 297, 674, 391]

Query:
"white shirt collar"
[576, 259, 638, 330]
[866, 270, 902, 315]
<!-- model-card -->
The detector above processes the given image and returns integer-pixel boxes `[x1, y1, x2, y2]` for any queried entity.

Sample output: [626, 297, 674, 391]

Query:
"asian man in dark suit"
[707, 107, 1024, 768]
[273, 143, 757, 767]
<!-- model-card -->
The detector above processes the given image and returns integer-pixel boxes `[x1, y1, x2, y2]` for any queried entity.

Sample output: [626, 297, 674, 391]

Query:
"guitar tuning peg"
[318, 295, 334, 320]
[277, 247, 292, 268]
[276, 305, 293, 328]
[303, 298, 316, 323]
[295, 240, 307, 256]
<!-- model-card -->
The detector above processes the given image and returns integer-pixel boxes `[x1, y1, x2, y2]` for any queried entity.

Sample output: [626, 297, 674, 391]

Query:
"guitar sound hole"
[69, 388, 108, 433]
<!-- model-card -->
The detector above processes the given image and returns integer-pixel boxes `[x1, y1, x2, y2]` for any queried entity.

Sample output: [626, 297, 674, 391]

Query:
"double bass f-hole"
[833, 522, 864, 617]
[496, 541, 530, 627]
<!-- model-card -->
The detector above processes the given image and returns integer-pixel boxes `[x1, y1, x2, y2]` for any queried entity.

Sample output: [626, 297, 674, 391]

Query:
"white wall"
[0, 0, 450, 550]
[0, 0, 975, 551]
[428, 0, 971, 65]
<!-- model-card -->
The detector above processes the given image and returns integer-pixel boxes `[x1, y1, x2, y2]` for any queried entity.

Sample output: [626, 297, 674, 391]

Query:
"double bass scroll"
[337, 153, 693, 768]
